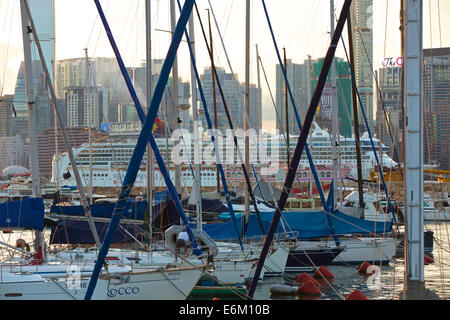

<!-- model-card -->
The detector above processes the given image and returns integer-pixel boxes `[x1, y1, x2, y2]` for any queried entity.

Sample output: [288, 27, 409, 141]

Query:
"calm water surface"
[254, 222, 449, 300]
[1, 222, 448, 300]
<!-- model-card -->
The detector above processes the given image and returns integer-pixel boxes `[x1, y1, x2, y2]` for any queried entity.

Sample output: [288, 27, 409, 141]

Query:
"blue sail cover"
[49, 220, 144, 244]
[0, 198, 45, 231]
[49, 200, 148, 220]
[49, 190, 168, 220]
[199, 210, 392, 240]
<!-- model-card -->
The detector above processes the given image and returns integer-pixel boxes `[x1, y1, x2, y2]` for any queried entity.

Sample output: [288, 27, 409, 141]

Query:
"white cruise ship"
[51, 122, 397, 189]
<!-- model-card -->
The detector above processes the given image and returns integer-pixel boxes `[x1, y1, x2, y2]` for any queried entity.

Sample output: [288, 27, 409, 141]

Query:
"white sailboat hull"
[331, 237, 396, 265]
[423, 210, 450, 221]
[102, 267, 203, 300]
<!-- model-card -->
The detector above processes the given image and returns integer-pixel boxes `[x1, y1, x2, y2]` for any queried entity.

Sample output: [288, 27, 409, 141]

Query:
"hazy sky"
[1, 0, 449, 131]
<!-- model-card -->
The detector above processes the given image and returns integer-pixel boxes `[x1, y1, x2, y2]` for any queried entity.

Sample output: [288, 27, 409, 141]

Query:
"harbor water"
[1, 222, 448, 300]
[253, 222, 449, 300]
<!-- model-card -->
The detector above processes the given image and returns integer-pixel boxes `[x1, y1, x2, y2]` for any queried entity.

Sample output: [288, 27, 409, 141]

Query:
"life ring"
[15, 239, 30, 252]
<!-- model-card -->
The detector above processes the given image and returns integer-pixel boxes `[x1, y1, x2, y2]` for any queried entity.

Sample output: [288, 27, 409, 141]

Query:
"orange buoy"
[346, 289, 368, 300]
[424, 254, 434, 264]
[295, 272, 320, 285]
[298, 280, 321, 296]
[212, 297, 220, 300]
[314, 266, 335, 279]
[357, 262, 372, 274]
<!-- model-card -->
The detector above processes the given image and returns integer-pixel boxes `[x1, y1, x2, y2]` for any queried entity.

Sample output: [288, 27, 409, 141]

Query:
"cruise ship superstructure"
[51, 123, 397, 189]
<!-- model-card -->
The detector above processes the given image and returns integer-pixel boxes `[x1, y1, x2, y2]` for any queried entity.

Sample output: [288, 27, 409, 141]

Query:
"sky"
[1, 0, 449, 132]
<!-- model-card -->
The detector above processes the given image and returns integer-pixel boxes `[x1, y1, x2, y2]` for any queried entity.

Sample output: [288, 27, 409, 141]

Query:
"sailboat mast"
[145, 0, 154, 244]
[284, 48, 290, 171]
[20, 0, 102, 249]
[170, 0, 181, 197]
[206, 9, 220, 195]
[84, 48, 93, 204]
[402, 0, 424, 282]
[347, 13, 365, 212]
[244, 0, 251, 226]
[189, 12, 203, 230]
[330, 0, 341, 210]
[20, 0, 43, 255]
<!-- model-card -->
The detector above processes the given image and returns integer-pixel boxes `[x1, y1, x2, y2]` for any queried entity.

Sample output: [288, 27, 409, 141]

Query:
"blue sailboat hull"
[285, 247, 343, 273]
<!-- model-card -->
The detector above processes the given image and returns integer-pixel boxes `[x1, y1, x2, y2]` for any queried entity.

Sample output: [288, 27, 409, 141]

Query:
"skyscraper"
[350, 0, 374, 128]
[0, 95, 13, 137]
[200, 67, 248, 131]
[275, 59, 304, 136]
[12, 61, 52, 137]
[376, 66, 402, 162]
[28, 0, 55, 83]
[275, 58, 352, 137]
[423, 48, 450, 170]
[12, 1, 55, 138]
[311, 57, 353, 138]
[64, 86, 109, 129]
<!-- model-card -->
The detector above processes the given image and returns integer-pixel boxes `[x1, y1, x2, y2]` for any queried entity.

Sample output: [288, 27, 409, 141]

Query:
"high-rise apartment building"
[0, 95, 13, 136]
[376, 66, 402, 162]
[199, 66, 261, 132]
[423, 48, 450, 170]
[64, 86, 109, 129]
[350, 0, 374, 128]
[376, 48, 450, 170]
[275, 59, 304, 136]
[275, 58, 352, 138]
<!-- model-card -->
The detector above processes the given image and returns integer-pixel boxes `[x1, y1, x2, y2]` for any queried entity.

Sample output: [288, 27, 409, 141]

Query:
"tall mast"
[145, 0, 154, 245]
[403, 0, 424, 283]
[189, 12, 202, 230]
[186, 13, 202, 229]
[256, 44, 262, 132]
[20, 0, 43, 255]
[330, 0, 341, 209]
[307, 55, 313, 197]
[84, 48, 93, 204]
[244, 0, 251, 225]
[207, 9, 220, 195]
[347, 12, 365, 212]
[170, 0, 181, 197]
[20, 0, 102, 249]
[284, 48, 290, 170]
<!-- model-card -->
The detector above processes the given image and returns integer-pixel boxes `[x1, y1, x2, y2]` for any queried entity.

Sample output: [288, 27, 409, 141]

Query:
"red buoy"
[346, 289, 368, 300]
[298, 280, 321, 296]
[357, 262, 372, 274]
[295, 272, 320, 285]
[314, 266, 335, 279]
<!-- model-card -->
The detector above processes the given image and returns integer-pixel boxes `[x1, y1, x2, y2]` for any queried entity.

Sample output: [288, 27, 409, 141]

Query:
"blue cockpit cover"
[198, 209, 392, 240]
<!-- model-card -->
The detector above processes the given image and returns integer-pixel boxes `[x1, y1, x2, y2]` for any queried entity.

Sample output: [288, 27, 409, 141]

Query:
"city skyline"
[1, 0, 449, 133]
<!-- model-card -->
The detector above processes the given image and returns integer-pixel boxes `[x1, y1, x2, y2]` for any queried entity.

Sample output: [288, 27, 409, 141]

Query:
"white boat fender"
[269, 284, 298, 295]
